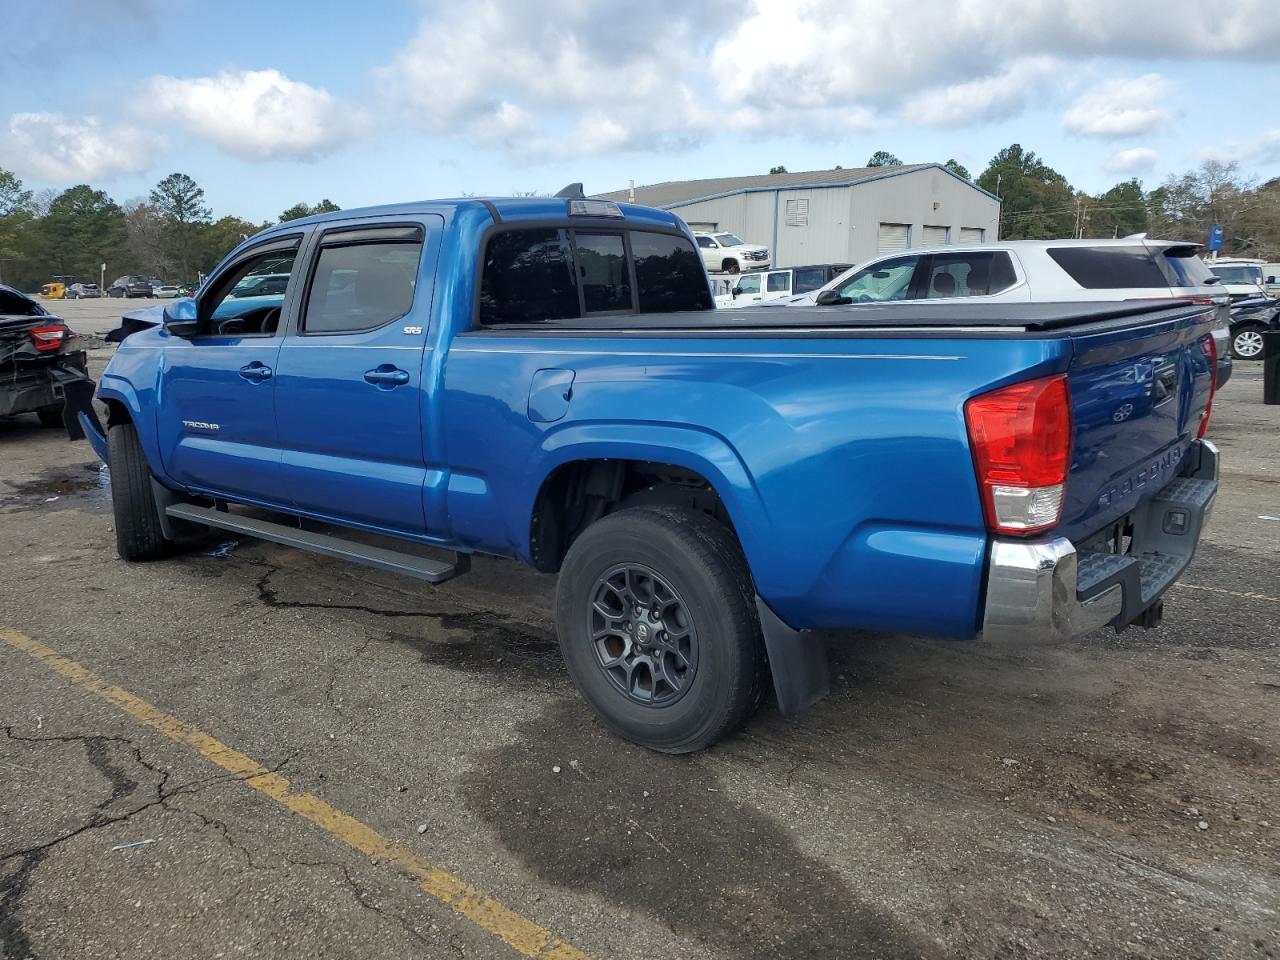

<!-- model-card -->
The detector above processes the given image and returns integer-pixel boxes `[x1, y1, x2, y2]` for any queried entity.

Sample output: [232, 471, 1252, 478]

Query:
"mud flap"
[755, 597, 830, 716]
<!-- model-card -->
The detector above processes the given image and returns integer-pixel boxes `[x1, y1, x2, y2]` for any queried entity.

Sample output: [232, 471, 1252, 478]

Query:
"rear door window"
[766, 271, 790, 293]
[303, 230, 424, 334]
[1047, 246, 1169, 289]
[922, 251, 1018, 298]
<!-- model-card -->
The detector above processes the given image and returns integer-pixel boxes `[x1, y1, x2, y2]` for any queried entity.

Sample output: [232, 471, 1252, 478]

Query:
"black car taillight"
[30, 324, 68, 352]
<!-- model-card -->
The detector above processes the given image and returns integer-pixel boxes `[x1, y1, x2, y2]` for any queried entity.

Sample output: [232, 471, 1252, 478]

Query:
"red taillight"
[1198, 335, 1216, 439]
[965, 374, 1072, 535]
[30, 324, 67, 351]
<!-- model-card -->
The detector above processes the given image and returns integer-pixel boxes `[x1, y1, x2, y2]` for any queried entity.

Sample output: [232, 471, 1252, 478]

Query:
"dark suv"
[107, 275, 154, 298]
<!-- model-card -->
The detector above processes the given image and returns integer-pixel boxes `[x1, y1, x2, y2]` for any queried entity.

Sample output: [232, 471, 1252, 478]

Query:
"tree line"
[778, 145, 1280, 254]
[0, 168, 339, 291]
[4, 143, 1279, 292]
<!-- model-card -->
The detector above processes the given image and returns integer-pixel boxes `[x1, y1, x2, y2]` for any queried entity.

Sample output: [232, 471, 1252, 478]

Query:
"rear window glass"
[792, 268, 825, 293]
[630, 232, 712, 313]
[478, 228, 710, 325]
[1160, 251, 1214, 287]
[479, 229, 579, 325]
[1047, 246, 1169, 289]
[767, 272, 789, 293]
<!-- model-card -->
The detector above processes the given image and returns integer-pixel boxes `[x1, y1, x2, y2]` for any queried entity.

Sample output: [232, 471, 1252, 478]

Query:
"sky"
[3, 0, 1279, 224]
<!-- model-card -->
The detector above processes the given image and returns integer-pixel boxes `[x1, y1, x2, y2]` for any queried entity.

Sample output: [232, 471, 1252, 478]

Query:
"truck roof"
[259, 196, 683, 235]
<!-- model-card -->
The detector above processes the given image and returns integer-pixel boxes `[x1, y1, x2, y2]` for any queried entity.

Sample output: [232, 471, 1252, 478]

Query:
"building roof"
[595, 163, 994, 209]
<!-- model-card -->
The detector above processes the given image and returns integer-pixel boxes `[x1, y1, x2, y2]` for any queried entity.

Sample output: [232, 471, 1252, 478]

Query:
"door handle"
[239, 362, 272, 382]
[364, 365, 410, 386]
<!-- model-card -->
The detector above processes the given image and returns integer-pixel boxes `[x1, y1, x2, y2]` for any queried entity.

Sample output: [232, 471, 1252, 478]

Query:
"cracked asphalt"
[1, 342, 1278, 959]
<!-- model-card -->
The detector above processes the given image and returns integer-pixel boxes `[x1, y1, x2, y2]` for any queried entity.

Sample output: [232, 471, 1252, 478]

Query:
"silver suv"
[762, 237, 1231, 384]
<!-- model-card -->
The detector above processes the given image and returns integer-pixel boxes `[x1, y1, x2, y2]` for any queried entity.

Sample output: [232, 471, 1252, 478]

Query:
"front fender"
[97, 373, 169, 483]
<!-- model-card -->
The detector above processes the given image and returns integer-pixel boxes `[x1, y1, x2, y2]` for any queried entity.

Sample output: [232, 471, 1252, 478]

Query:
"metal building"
[596, 164, 1001, 268]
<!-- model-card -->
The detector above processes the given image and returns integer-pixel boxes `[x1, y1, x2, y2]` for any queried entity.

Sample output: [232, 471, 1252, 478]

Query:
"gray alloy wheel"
[1231, 325, 1266, 360]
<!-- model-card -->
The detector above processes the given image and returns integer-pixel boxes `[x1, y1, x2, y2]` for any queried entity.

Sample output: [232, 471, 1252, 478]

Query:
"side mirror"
[162, 297, 199, 338]
[815, 289, 850, 306]
[732, 286, 742, 297]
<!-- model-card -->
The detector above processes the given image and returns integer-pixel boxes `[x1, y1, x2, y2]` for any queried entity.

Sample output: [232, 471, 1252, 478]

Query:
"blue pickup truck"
[79, 195, 1220, 752]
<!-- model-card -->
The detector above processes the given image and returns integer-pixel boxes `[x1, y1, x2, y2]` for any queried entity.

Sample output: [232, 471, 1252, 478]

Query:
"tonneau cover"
[484, 299, 1206, 333]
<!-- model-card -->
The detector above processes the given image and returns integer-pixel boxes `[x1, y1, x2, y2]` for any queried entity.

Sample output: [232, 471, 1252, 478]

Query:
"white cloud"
[900, 57, 1061, 128]
[375, 0, 729, 159]
[1062, 74, 1173, 136]
[2, 112, 162, 181]
[143, 69, 353, 160]
[1200, 129, 1280, 168]
[1103, 147, 1159, 174]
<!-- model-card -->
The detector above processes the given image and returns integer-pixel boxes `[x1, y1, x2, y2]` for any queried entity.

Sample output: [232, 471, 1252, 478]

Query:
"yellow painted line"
[1175, 582, 1279, 604]
[0, 628, 590, 960]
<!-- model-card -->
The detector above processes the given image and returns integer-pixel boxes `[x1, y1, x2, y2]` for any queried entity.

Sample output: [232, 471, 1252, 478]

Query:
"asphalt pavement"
[1, 342, 1277, 959]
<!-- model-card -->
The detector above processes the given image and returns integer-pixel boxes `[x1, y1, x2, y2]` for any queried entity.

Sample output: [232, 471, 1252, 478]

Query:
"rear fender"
[528, 421, 770, 575]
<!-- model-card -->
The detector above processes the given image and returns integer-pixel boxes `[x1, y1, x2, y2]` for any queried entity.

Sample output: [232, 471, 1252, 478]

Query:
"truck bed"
[471, 299, 1204, 334]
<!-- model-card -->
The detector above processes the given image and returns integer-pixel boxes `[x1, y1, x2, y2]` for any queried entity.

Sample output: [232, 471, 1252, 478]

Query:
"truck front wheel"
[108, 422, 170, 561]
[555, 506, 766, 753]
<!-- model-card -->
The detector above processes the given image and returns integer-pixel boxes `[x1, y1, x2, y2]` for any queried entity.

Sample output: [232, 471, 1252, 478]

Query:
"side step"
[166, 503, 469, 584]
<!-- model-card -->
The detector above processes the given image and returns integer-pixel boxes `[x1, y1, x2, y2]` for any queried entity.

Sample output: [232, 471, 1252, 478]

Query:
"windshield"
[1209, 265, 1264, 285]
[714, 233, 745, 247]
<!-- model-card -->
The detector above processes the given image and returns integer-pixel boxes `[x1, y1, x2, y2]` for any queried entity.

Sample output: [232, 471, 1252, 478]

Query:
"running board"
[165, 503, 469, 583]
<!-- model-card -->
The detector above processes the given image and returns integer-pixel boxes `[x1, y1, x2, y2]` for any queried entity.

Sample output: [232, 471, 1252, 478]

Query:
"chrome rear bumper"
[980, 440, 1218, 644]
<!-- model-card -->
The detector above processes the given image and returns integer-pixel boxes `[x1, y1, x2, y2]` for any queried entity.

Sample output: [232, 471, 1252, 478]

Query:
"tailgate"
[1057, 305, 1215, 542]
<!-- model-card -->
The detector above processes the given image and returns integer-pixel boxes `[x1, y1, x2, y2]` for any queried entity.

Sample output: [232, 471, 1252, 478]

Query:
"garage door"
[922, 225, 950, 246]
[878, 223, 911, 253]
[959, 227, 986, 243]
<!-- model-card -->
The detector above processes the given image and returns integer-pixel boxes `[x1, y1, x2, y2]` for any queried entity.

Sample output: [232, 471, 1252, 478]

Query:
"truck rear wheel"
[108, 422, 170, 561]
[555, 506, 765, 753]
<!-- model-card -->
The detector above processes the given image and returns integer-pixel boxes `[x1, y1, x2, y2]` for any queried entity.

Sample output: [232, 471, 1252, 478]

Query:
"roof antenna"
[554, 183, 585, 199]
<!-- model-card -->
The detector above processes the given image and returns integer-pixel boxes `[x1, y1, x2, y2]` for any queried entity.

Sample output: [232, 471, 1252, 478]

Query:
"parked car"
[693, 231, 770, 274]
[765, 239, 1233, 386]
[38, 282, 66, 299]
[1206, 258, 1267, 302]
[108, 276, 155, 298]
[227, 273, 290, 298]
[1264, 264, 1280, 298]
[1226, 296, 1280, 360]
[152, 283, 182, 299]
[77, 196, 1220, 753]
[66, 282, 101, 299]
[0, 283, 94, 433]
[715, 263, 852, 307]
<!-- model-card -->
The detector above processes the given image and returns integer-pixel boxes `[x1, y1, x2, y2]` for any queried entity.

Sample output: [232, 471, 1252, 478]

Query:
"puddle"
[1, 462, 110, 510]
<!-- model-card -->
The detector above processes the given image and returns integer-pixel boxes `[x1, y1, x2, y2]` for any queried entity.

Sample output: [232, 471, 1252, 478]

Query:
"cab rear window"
[1047, 246, 1169, 288]
[479, 228, 710, 325]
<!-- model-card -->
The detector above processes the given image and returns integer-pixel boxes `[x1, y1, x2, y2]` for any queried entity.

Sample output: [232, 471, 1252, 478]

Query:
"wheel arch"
[524, 427, 769, 576]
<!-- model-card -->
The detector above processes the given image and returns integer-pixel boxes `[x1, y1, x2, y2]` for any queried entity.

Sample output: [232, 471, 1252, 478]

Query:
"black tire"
[36, 404, 64, 428]
[723, 259, 740, 274]
[555, 506, 766, 753]
[1230, 322, 1267, 361]
[108, 422, 170, 561]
